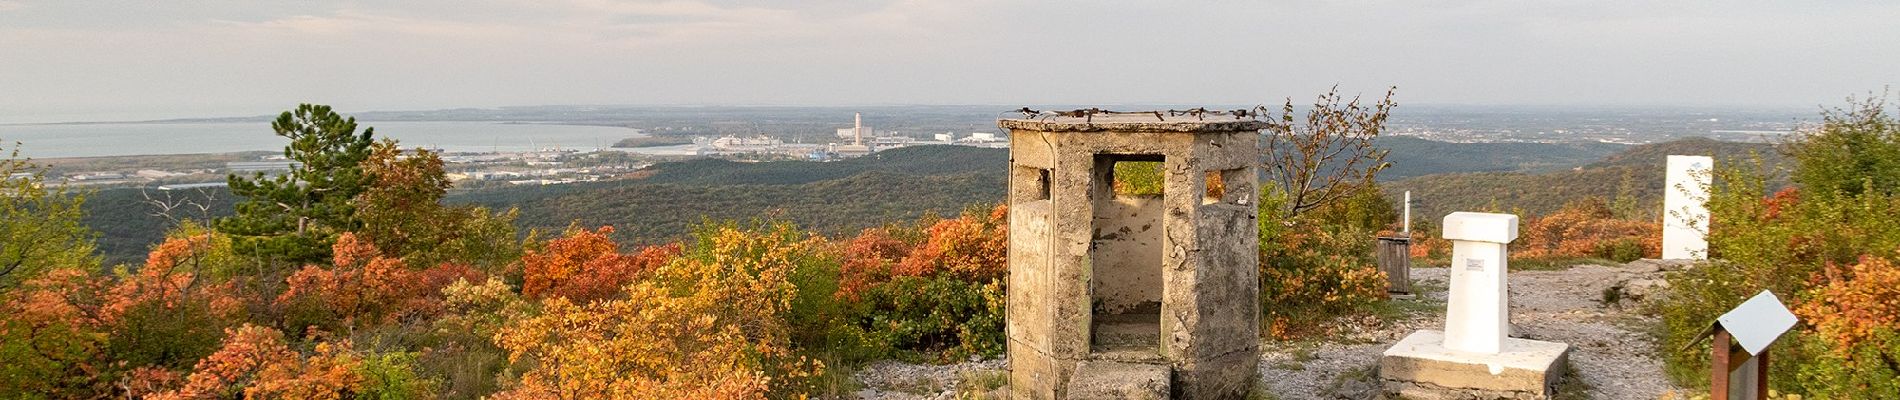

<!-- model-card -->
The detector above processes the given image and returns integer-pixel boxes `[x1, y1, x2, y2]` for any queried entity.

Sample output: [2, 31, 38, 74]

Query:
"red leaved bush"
[837, 227, 910, 301]
[894, 205, 1008, 281]
[520, 226, 681, 303]
[278, 233, 482, 329]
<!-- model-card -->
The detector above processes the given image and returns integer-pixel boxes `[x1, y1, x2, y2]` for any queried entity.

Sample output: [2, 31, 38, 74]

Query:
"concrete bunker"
[1001, 113, 1265, 399]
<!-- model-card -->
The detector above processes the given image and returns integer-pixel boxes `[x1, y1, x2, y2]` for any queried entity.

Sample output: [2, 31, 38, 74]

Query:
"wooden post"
[1712, 328, 1731, 400]
[1755, 349, 1769, 399]
[1376, 236, 1412, 295]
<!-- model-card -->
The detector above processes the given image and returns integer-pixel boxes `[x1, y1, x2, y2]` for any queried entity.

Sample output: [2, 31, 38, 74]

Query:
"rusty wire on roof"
[1010, 106, 1271, 123]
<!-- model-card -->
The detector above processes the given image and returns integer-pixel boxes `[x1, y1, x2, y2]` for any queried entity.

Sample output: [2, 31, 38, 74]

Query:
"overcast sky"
[2, 0, 1895, 122]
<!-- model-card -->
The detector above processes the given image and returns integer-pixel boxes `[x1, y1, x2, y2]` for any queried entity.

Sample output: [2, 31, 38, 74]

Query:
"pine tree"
[215, 104, 376, 264]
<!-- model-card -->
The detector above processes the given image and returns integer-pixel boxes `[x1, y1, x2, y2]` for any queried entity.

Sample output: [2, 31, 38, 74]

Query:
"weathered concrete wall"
[1092, 194, 1165, 315]
[1004, 115, 1265, 399]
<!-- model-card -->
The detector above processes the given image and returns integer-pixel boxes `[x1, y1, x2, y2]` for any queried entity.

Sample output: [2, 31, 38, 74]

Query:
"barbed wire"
[1009, 106, 1271, 122]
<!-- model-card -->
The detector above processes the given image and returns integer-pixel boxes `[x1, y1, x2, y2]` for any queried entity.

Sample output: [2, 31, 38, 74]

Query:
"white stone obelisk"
[1663, 155, 1712, 260]
[1441, 212, 1519, 354]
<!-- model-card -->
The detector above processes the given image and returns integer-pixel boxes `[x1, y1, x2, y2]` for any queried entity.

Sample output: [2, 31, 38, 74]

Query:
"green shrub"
[1594, 237, 1648, 263]
[850, 276, 1005, 362]
[1794, 328, 1900, 399]
[355, 351, 442, 400]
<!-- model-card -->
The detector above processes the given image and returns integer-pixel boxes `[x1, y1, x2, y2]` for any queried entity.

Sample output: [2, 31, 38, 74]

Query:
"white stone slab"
[1442, 212, 1519, 244]
[1383, 330, 1569, 376]
[1381, 330, 1570, 397]
[1663, 155, 1712, 260]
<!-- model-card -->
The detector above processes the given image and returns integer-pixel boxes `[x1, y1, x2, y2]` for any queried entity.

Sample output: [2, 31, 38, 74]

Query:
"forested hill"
[636, 145, 1005, 185]
[1384, 137, 1780, 221]
[1376, 136, 1628, 180]
[449, 145, 1009, 244]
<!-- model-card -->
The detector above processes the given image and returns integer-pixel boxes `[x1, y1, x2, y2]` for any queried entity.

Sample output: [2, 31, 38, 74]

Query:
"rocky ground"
[850, 260, 1684, 399]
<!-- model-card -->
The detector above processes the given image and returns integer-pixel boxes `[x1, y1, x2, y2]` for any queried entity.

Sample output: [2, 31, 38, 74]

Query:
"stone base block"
[1065, 361, 1171, 400]
[1379, 330, 1570, 399]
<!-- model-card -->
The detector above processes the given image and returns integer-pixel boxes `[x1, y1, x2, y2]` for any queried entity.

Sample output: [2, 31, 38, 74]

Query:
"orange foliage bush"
[520, 226, 679, 303]
[103, 232, 245, 326]
[0, 268, 113, 395]
[1515, 198, 1661, 261]
[1796, 255, 1900, 355]
[153, 324, 362, 400]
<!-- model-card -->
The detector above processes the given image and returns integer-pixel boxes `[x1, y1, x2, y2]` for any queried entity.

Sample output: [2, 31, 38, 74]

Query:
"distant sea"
[0, 121, 644, 158]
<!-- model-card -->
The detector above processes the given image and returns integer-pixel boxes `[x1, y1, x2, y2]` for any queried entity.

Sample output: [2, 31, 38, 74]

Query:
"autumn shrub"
[154, 324, 374, 400]
[519, 226, 679, 304]
[0, 268, 113, 397]
[837, 227, 910, 302]
[493, 222, 827, 399]
[1784, 255, 1900, 399]
[1514, 197, 1661, 262]
[278, 233, 482, 333]
[834, 205, 1008, 361]
[424, 277, 526, 398]
[1257, 190, 1389, 340]
[104, 228, 251, 380]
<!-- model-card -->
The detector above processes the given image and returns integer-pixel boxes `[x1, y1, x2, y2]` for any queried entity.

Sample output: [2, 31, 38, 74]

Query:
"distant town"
[32, 110, 1012, 190]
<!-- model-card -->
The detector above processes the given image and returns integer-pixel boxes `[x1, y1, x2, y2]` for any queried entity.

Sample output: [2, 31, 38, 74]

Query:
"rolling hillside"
[1384, 138, 1781, 221]
[1376, 136, 1628, 180]
[450, 145, 1009, 244]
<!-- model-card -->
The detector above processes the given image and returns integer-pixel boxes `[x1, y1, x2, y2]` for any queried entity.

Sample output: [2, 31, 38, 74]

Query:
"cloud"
[0, 1, 24, 12]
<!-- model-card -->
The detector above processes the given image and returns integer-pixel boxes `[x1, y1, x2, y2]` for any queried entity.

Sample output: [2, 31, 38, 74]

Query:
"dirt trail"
[853, 261, 1684, 399]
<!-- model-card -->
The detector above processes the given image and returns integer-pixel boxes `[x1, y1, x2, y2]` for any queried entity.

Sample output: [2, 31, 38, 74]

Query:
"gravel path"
[852, 261, 1684, 399]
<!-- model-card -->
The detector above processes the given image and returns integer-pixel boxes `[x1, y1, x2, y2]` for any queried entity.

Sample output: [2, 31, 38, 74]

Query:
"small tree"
[0, 142, 98, 291]
[216, 104, 377, 264]
[1262, 86, 1397, 219]
[1785, 93, 1900, 200]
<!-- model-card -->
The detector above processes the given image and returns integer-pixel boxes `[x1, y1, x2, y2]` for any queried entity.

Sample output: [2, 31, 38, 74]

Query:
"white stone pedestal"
[1441, 212, 1516, 354]
[1380, 212, 1572, 399]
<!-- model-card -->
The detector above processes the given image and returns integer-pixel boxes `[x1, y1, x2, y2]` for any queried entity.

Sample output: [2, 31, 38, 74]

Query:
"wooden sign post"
[1686, 290, 1798, 400]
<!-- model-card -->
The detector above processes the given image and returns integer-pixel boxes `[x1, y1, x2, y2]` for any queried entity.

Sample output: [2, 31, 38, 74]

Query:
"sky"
[1, 0, 1896, 122]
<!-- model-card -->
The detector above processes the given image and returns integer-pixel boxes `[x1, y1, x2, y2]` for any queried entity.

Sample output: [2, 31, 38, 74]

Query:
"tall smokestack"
[854, 112, 863, 146]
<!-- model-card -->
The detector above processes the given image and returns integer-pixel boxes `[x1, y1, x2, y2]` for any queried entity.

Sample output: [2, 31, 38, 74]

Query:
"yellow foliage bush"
[492, 225, 824, 399]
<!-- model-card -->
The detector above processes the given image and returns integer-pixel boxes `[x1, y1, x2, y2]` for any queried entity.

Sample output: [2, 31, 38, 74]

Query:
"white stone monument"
[1663, 155, 1712, 260]
[1380, 212, 1571, 399]
[1441, 212, 1516, 354]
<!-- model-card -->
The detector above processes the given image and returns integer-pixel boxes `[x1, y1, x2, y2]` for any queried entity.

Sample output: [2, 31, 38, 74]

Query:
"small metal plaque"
[1464, 258, 1486, 272]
